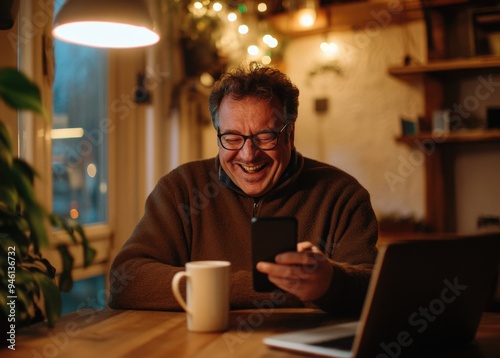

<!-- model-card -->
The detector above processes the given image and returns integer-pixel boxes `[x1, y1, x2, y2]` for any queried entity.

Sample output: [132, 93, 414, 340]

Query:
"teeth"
[241, 163, 265, 173]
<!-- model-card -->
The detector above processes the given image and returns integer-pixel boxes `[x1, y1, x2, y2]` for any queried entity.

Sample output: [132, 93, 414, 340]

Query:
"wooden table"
[3, 309, 500, 357]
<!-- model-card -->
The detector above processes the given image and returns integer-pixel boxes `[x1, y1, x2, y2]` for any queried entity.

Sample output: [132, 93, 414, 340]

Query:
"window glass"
[60, 274, 107, 314]
[52, 2, 108, 224]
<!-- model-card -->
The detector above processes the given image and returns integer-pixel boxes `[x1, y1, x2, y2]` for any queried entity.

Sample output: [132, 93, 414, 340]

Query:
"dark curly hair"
[208, 62, 299, 130]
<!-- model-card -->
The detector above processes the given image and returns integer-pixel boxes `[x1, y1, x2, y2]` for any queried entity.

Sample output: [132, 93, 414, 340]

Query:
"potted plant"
[0, 67, 96, 336]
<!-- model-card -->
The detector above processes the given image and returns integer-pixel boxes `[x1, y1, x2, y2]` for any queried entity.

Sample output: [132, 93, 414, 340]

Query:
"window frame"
[16, 1, 115, 282]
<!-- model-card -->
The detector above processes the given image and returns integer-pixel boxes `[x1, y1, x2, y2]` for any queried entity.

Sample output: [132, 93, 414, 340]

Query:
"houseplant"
[0, 67, 96, 331]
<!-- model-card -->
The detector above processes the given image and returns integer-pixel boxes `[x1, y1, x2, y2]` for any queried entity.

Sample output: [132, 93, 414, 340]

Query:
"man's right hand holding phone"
[255, 241, 334, 302]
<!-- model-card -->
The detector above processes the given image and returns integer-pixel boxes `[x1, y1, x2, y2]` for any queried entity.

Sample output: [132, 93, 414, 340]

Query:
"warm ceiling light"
[296, 8, 316, 28]
[52, 0, 160, 48]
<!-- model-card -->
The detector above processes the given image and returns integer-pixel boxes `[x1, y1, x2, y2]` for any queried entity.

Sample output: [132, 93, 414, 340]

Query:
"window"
[60, 274, 106, 314]
[50, 1, 111, 312]
[14, 1, 114, 314]
[51, 38, 109, 224]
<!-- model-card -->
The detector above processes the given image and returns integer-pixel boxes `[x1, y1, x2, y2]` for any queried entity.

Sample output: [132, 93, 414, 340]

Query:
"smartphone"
[251, 217, 298, 292]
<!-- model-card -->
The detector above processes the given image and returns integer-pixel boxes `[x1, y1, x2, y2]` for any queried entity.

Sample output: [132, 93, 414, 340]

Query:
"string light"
[227, 12, 237, 21]
[185, 0, 282, 65]
[238, 24, 249, 35]
[320, 41, 339, 56]
[212, 2, 223, 11]
[248, 45, 259, 56]
[263, 34, 278, 48]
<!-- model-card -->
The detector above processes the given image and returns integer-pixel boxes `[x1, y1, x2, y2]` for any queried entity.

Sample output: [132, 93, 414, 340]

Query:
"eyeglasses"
[217, 123, 289, 151]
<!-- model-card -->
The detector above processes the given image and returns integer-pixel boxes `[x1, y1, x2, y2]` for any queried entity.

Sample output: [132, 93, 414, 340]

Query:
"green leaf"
[50, 214, 76, 244]
[15, 286, 37, 319]
[0, 160, 17, 211]
[0, 121, 13, 163]
[74, 224, 96, 267]
[0, 236, 23, 262]
[0, 216, 31, 257]
[14, 269, 37, 292]
[50, 214, 96, 267]
[20, 254, 57, 278]
[13, 157, 37, 185]
[8, 162, 50, 250]
[31, 271, 61, 327]
[56, 244, 74, 292]
[0, 68, 49, 120]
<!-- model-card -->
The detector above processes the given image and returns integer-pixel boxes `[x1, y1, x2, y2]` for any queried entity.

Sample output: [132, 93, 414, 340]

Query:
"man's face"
[217, 96, 294, 197]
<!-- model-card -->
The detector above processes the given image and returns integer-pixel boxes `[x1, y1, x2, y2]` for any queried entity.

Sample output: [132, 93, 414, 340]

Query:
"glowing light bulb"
[320, 41, 339, 56]
[212, 2, 223, 11]
[238, 24, 249, 34]
[228, 12, 237, 22]
[297, 9, 316, 28]
[247, 45, 259, 56]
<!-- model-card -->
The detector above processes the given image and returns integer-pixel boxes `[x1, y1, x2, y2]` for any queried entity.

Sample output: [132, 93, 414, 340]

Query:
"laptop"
[264, 233, 500, 357]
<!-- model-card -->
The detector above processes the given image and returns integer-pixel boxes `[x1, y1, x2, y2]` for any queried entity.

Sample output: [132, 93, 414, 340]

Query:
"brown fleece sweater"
[108, 152, 378, 317]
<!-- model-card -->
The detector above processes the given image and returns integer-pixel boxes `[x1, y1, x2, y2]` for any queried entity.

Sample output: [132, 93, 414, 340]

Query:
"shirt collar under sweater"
[216, 149, 300, 200]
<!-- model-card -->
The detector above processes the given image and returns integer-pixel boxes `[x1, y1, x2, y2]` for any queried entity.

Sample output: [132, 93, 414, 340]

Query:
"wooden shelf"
[389, 1, 500, 234]
[389, 56, 500, 76]
[268, 0, 423, 37]
[396, 129, 500, 144]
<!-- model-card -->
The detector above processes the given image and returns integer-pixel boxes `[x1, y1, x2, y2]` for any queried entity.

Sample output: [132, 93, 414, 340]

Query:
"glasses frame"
[217, 123, 289, 151]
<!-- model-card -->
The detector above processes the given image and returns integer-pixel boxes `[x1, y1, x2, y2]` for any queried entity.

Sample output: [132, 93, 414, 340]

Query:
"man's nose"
[238, 137, 259, 158]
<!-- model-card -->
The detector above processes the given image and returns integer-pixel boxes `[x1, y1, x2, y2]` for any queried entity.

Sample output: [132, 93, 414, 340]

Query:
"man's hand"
[255, 241, 333, 301]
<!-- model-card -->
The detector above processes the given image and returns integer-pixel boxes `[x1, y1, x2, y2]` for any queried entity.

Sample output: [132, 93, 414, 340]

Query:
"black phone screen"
[251, 217, 298, 292]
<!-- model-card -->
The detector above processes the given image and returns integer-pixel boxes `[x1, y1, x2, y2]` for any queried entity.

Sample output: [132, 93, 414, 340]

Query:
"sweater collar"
[216, 149, 300, 196]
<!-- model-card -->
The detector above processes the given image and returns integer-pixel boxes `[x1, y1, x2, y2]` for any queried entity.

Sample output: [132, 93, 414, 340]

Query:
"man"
[108, 62, 378, 316]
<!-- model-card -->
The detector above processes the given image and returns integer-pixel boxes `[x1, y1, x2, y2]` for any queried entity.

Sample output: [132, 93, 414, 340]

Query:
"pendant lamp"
[52, 0, 160, 48]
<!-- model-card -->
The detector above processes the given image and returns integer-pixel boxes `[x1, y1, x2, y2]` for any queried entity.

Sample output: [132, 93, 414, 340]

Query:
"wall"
[283, 21, 427, 222]
[454, 75, 500, 232]
[197, 17, 500, 232]
[455, 143, 500, 232]
[453, 72, 500, 231]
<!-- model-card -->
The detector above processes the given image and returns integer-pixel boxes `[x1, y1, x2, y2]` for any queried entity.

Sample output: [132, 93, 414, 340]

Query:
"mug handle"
[172, 271, 191, 314]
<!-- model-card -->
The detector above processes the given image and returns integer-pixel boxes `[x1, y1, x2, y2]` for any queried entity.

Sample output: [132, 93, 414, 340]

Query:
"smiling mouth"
[239, 163, 266, 174]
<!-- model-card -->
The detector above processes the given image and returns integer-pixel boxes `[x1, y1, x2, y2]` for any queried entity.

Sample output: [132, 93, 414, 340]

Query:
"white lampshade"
[52, 0, 160, 48]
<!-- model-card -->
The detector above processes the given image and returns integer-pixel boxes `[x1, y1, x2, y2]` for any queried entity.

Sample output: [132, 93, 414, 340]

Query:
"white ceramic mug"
[172, 260, 231, 332]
